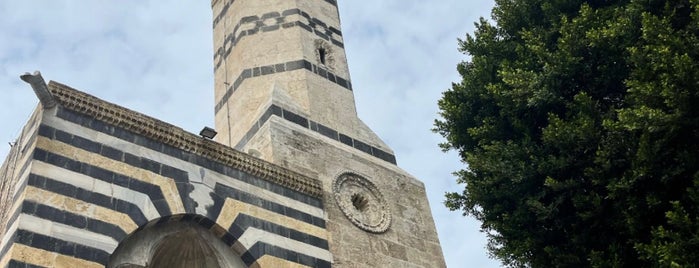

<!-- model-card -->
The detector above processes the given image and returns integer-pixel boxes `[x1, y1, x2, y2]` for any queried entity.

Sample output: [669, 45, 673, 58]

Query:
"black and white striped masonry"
[0, 81, 332, 268]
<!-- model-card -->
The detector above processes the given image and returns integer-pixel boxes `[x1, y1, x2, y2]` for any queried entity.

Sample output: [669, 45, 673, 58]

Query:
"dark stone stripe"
[190, 155, 322, 209]
[32, 147, 172, 217]
[21, 200, 128, 242]
[235, 104, 398, 165]
[27, 174, 148, 227]
[242, 242, 331, 268]
[209, 183, 326, 229]
[282, 109, 309, 128]
[13, 229, 109, 265]
[213, 7, 344, 70]
[212, 0, 234, 27]
[55, 107, 322, 208]
[39, 125, 189, 182]
[214, 59, 351, 113]
[7, 260, 45, 268]
[175, 183, 196, 214]
[213, 1, 338, 29]
[232, 213, 329, 250]
[40, 123, 196, 214]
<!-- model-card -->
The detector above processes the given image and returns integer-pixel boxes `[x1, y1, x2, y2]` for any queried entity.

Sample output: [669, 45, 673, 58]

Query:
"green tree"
[435, 0, 699, 266]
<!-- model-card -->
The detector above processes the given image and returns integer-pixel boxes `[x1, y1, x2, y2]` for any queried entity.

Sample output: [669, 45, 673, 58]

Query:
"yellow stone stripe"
[251, 255, 312, 268]
[36, 137, 185, 214]
[8, 244, 102, 268]
[216, 198, 328, 240]
[55, 253, 105, 268]
[25, 186, 138, 232]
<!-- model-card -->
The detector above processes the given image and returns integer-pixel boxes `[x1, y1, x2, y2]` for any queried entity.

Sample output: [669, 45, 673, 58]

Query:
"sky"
[0, 1, 499, 267]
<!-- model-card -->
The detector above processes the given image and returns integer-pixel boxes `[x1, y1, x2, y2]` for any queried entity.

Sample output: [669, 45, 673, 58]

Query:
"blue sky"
[0, 1, 499, 267]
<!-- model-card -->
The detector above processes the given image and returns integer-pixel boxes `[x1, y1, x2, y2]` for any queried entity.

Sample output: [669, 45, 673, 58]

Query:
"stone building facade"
[0, 1, 446, 267]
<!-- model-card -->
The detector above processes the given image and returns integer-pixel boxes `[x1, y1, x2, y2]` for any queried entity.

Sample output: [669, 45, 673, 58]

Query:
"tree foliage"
[435, 0, 699, 266]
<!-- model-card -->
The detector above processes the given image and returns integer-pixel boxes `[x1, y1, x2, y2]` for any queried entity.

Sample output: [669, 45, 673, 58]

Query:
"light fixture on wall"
[199, 127, 217, 139]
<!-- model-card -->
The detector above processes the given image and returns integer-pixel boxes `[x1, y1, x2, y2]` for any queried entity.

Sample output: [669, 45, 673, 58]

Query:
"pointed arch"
[108, 214, 246, 268]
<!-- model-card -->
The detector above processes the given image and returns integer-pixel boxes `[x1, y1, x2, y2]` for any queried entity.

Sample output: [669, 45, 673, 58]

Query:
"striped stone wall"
[0, 82, 332, 268]
[0, 107, 42, 268]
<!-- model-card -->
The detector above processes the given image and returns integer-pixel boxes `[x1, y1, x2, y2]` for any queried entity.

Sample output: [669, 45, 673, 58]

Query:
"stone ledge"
[47, 81, 324, 199]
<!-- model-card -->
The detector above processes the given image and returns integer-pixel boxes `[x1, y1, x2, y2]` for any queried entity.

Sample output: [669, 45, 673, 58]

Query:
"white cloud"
[0, 1, 499, 267]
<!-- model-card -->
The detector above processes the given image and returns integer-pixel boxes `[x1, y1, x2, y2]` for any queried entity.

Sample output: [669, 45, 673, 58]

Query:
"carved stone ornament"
[333, 172, 391, 233]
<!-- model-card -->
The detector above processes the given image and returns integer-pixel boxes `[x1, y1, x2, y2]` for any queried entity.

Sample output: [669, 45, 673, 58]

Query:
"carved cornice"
[47, 81, 323, 198]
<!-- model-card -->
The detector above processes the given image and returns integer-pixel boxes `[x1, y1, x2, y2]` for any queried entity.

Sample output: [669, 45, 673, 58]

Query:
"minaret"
[211, 1, 446, 267]
[211, 0, 393, 165]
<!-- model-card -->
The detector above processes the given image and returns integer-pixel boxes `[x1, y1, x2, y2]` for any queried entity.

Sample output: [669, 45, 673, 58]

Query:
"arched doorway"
[108, 218, 245, 268]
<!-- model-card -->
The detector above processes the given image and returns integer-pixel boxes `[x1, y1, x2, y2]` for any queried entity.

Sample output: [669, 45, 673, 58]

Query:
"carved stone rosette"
[333, 172, 391, 233]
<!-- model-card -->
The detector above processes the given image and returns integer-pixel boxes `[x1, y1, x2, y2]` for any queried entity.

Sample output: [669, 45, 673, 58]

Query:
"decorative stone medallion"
[333, 172, 391, 233]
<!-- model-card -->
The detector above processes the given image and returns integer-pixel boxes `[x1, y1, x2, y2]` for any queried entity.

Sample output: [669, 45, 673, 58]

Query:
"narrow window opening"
[318, 48, 327, 65]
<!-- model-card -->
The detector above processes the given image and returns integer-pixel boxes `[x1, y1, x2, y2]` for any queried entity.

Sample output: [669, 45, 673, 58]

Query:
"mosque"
[0, 1, 445, 267]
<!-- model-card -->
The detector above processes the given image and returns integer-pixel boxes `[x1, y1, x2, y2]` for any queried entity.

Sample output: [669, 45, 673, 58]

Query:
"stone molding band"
[47, 81, 323, 199]
[235, 104, 398, 165]
[214, 59, 352, 113]
[213, 8, 344, 71]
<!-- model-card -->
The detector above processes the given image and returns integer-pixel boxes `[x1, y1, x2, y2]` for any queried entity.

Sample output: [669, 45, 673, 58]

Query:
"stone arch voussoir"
[107, 213, 246, 268]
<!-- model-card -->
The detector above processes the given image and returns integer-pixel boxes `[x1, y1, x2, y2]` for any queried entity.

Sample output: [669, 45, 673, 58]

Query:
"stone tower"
[212, 0, 391, 163]
[211, 0, 446, 267]
[0, 1, 445, 268]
